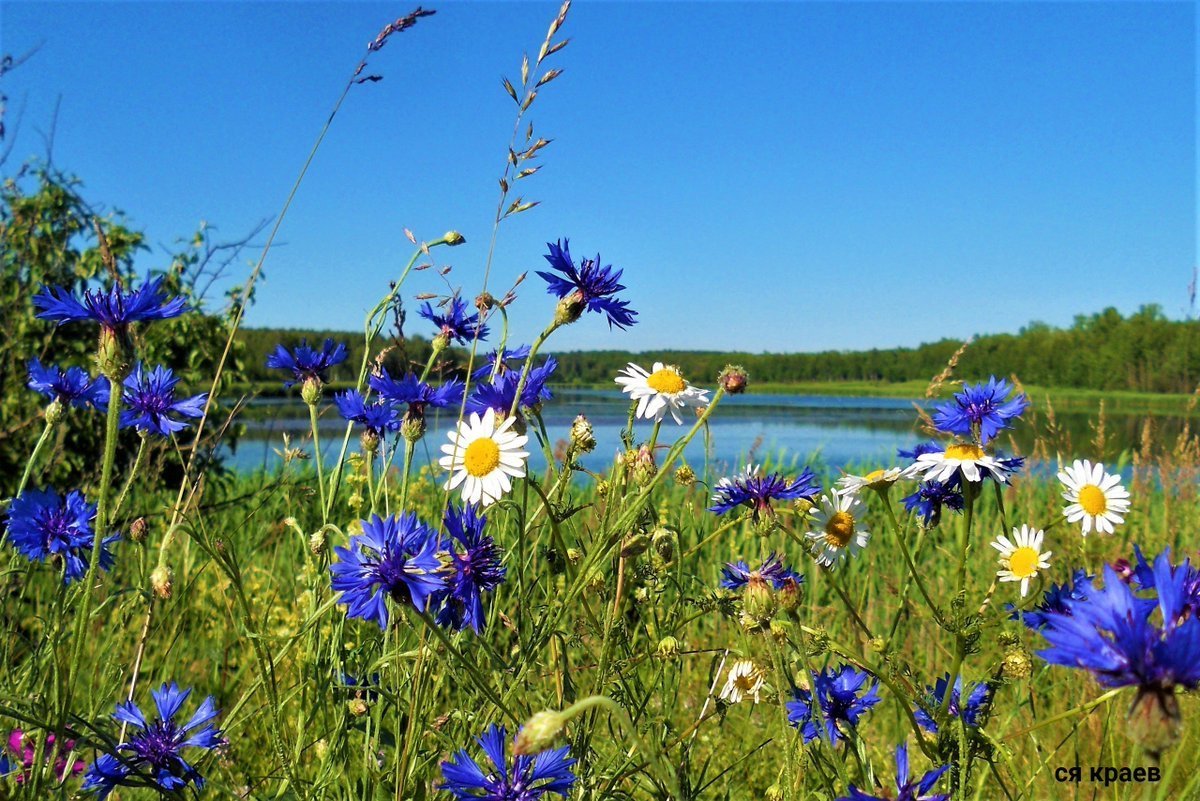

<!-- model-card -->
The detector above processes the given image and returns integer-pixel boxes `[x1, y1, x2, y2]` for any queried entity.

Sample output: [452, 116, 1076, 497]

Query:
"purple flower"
[721, 553, 802, 591]
[334, 390, 400, 436]
[420, 297, 489, 345]
[537, 239, 637, 329]
[709, 465, 820, 519]
[932, 377, 1028, 445]
[26, 359, 110, 409]
[369, 369, 464, 412]
[265, 338, 347, 388]
[913, 674, 991, 734]
[472, 345, 532, 380]
[82, 682, 224, 799]
[5, 729, 86, 784]
[786, 664, 881, 744]
[466, 357, 557, 417]
[432, 504, 506, 633]
[440, 724, 576, 800]
[34, 274, 187, 332]
[840, 742, 949, 801]
[120, 364, 207, 436]
[330, 513, 445, 629]
[4, 488, 116, 584]
[902, 480, 964, 527]
[1008, 569, 1094, 630]
[1129, 545, 1200, 623]
[897, 441, 942, 461]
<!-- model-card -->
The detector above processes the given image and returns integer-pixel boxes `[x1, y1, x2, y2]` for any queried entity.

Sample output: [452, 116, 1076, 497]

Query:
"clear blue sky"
[3, 1, 1195, 354]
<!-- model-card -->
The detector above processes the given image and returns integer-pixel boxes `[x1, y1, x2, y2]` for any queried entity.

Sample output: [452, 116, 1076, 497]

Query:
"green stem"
[308, 400, 328, 523]
[111, 435, 149, 521]
[883, 499, 947, 629]
[16, 418, 54, 498]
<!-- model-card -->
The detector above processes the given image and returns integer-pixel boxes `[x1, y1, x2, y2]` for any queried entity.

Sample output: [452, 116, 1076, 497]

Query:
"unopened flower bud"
[651, 527, 676, 564]
[1002, 645, 1032, 680]
[742, 575, 777, 623]
[44, 398, 65, 426]
[632, 445, 656, 487]
[513, 710, 567, 755]
[300, 377, 323, 405]
[792, 497, 815, 519]
[777, 575, 802, 613]
[129, 517, 148, 544]
[717, 364, 749, 395]
[770, 618, 793, 642]
[569, 414, 596, 453]
[475, 291, 495, 312]
[765, 784, 785, 801]
[150, 565, 173, 599]
[621, 532, 649, 558]
[401, 407, 427, 443]
[443, 230, 466, 246]
[96, 327, 132, 381]
[656, 636, 681, 660]
[595, 480, 610, 498]
[673, 464, 696, 487]
[585, 569, 605, 593]
[348, 698, 370, 717]
[566, 548, 583, 566]
[360, 429, 380, 455]
[309, 528, 328, 555]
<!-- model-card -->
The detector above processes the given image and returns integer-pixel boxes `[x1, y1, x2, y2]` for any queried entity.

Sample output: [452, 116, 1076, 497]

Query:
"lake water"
[220, 389, 1188, 476]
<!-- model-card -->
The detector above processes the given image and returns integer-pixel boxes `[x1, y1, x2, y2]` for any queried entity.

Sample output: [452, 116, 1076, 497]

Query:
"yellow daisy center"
[463, 437, 501, 477]
[734, 672, 759, 692]
[864, 469, 887, 483]
[944, 443, 985, 461]
[1008, 546, 1041, 579]
[1077, 484, 1108, 515]
[824, 511, 855, 547]
[646, 368, 686, 395]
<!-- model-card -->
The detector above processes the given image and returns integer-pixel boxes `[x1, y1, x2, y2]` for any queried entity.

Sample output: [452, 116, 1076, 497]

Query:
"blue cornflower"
[26, 358, 110, 409]
[913, 674, 991, 734]
[334, 390, 400, 436]
[330, 512, 445, 630]
[420, 297, 489, 345]
[466, 357, 557, 417]
[4, 488, 116, 584]
[82, 682, 224, 799]
[433, 504, 506, 633]
[369, 369, 464, 412]
[840, 742, 949, 801]
[440, 723, 576, 800]
[932, 377, 1029, 445]
[720, 553, 802, 592]
[902, 480, 964, 527]
[1037, 553, 1200, 691]
[34, 274, 187, 332]
[709, 464, 820, 520]
[897, 441, 942, 461]
[120, 364, 207, 436]
[265, 338, 348, 388]
[471, 345, 532, 380]
[537, 239, 637, 329]
[1007, 569, 1094, 629]
[786, 664, 882, 744]
[1129, 545, 1200, 622]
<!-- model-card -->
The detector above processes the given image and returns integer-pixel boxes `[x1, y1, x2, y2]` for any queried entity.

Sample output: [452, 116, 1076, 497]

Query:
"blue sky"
[3, 1, 1195, 354]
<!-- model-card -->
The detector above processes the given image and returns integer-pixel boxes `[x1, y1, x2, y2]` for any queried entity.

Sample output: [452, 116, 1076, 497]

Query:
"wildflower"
[720, 553, 802, 592]
[119, 364, 207, 436]
[1007, 569, 1094, 629]
[913, 674, 991, 734]
[897, 441, 942, 461]
[902, 480, 964, 527]
[717, 364, 749, 394]
[914, 443, 1011, 485]
[806, 492, 870, 570]
[433, 504, 506, 633]
[537, 238, 636, 329]
[4, 488, 116, 584]
[82, 682, 224, 799]
[329, 512, 444, 629]
[1058, 459, 1131, 536]
[709, 464, 820, 520]
[839, 742, 950, 801]
[992, 525, 1052, 597]
[419, 296, 489, 346]
[5, 729, 86, 784]
[370, 369, 464, 412]
[467, 357, 557, 417]
[26, 359, 109, 410]
[440, 723, 576, 800]
[34, 274, 187, 332]
[719, 659, 767, 704]
[471, 345, 532, 380]
[1128, 545, 1200, 622]
[265, 338, 348, 388]
[932, 376, 1028, 445]
[569, 414, 596, 453]
[439, 408, 530, 507]
[786, 664, 881, 744]
[513, 710, 569, 756]
[615, 362, 707, 425]
[334, 390, 400, 437]
[836, 466, 917, 495]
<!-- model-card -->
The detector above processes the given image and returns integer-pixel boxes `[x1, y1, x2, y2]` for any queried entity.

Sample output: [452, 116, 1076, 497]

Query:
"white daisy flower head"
[805, 492, 870, 570]
[438, 407, 530, 507]
[835, 465, 919, 494]
[992, 524, 1052, 597]
[915, 442, 1009, 485]
[1058, 459, 1130, 536]
[614, 362, 709, 424]
[719, 659, 766, 704]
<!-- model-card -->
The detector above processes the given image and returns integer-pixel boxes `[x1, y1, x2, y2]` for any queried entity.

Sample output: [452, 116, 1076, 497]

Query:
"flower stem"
[308, 400, 328, 523]
[16, 419, 54, 498]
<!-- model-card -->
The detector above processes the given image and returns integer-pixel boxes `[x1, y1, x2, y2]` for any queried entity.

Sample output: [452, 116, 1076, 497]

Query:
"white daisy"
[915, 442, 1009, 484]
[438, 408, 529, 506]
[835, 465, 919, 494]
[991, 525, 1052, 597]
[614, 362, 709, 424]
[805, 492, 870, 570]
[719, 659, 766, 704]
[1057, 459, 1130, 536]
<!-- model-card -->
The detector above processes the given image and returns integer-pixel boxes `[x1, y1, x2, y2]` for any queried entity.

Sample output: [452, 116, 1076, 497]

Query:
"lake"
[219, 388, 1190, 477]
